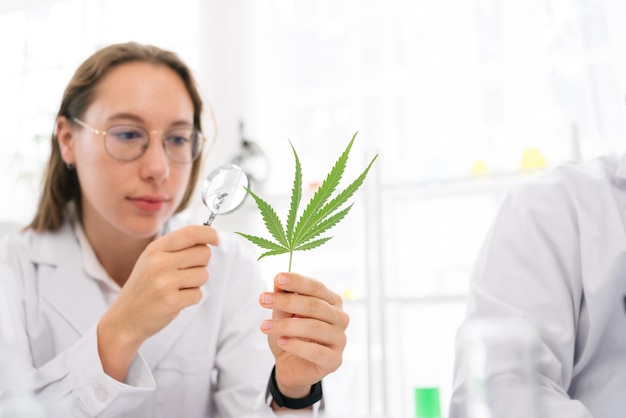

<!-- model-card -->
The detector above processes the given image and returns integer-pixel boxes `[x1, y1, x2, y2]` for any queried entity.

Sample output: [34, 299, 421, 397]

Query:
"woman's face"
[58, 62, 195, 239]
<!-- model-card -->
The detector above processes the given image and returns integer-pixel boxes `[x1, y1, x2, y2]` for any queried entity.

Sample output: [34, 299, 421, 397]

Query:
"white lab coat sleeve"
[0, 238, 156, 417]
[66, 325, 156, 416]
[450, 175, 592, 418]
[210, 234, 275, 417]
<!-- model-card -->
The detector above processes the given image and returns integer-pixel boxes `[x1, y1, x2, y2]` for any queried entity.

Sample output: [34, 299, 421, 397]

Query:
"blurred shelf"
[385, 294, 467, 304]
[380, 169, 546, 198]
[343, 294, 467, 305]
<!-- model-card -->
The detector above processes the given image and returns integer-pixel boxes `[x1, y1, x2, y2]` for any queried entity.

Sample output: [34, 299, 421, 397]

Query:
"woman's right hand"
[97, 225, 218, 381]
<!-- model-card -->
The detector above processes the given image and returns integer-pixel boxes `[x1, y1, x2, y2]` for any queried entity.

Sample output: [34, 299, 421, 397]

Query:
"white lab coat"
[0, 214, 275, 417]
[450, 153, 626, 418]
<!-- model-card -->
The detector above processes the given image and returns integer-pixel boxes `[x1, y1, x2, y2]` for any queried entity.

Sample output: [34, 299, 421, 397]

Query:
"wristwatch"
[268, 365, 323, 409]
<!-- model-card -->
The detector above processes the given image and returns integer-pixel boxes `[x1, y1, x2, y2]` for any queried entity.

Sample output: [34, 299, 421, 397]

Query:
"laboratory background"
[2, 0, 626, 417]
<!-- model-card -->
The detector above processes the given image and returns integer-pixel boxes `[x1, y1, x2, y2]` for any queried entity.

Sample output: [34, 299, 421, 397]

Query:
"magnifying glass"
[201, 164, 249, 226]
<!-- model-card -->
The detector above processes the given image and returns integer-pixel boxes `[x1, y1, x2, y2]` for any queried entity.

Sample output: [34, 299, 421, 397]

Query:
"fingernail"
[277, 274, 289, 285]
[261, 293, 274, 304]
[261, 320, 273, 330]
[278, 336, 288, 345]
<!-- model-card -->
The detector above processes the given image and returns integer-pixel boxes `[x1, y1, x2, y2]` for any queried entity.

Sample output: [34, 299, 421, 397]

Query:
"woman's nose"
[139, 134, 170, 182]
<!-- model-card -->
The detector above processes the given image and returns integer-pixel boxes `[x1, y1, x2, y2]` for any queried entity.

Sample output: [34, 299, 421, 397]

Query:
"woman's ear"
[56, 116, 76, 165]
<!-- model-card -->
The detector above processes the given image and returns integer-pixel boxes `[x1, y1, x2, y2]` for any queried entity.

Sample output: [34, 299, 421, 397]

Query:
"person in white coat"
[449, 154, 626, 418]
[0, 42, 349, 417]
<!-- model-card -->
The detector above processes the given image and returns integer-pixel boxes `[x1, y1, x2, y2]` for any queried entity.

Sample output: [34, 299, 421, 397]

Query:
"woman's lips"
[128, 196, 168, 212]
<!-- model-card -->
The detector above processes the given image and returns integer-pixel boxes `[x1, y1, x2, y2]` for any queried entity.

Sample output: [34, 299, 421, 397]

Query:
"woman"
[0, 42, 348, 417]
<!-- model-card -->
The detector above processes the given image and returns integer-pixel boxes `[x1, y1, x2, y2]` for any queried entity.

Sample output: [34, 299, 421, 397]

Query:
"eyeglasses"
[69, 115, 205, 164]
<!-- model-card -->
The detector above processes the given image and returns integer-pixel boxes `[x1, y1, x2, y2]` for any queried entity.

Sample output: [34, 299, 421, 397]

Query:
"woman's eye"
[167, 134, 190, 146]
[110, 127, 144, 141]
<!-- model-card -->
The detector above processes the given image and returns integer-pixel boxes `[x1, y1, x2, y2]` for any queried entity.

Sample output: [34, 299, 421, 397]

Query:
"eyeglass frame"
[67, 115, 206, 164]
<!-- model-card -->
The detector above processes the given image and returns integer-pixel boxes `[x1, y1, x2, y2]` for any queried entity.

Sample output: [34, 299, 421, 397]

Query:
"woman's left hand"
[259, 272, 349, 400]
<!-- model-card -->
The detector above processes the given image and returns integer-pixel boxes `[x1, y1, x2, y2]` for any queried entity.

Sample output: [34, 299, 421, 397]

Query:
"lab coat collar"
[30, 221, 109, 335]
[28, 220, 78, 266]
[27, 216, 209, 370]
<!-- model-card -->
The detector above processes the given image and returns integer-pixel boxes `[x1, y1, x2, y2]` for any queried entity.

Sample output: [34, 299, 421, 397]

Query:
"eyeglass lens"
[105, 125, 202, 163]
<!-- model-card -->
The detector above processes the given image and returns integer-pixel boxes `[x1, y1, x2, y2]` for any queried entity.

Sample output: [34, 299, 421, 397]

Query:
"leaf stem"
[288, 251, 293, 272]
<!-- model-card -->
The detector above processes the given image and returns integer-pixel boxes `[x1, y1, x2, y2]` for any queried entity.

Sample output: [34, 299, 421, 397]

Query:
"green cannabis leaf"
[236, 132, 378, 272]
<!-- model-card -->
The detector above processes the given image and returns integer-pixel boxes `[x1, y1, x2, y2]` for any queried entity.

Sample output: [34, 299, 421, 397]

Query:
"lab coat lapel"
[139, 288, 209, 369]
[34, 223, 108, 335]
[614, 153, 626, 181]
[33, 215, 209, 369]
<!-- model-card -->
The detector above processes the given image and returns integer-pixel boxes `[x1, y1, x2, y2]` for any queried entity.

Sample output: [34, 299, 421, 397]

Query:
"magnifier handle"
[204, 212, 217, 226]
[203, 192, 229, 226]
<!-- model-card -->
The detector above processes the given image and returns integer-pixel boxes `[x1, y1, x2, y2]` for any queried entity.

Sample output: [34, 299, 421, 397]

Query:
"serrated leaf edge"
[285, 140, 302, 245]
[235, 232, 287, 252]
[297, 204, 353, 245]
[245, 187, 288, 247]
[294, 236, 333, 252]
[292, 132, 357, 244]
[301, 154, 378, 240]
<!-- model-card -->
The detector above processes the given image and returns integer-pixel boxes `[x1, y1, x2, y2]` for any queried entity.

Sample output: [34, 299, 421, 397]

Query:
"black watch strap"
[268, 365, 323, 409]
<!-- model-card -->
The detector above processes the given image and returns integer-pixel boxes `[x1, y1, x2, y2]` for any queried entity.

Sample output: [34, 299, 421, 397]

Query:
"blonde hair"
[28, 42, 206, 231]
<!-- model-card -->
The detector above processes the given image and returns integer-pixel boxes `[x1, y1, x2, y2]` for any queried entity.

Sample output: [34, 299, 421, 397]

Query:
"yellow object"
[521, 148, 548, 170]
[342, 289, 356, 301]
[470, 160, 489, 176]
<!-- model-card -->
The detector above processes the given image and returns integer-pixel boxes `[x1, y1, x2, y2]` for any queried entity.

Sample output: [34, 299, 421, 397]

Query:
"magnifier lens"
[201, 164, 249, 225]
